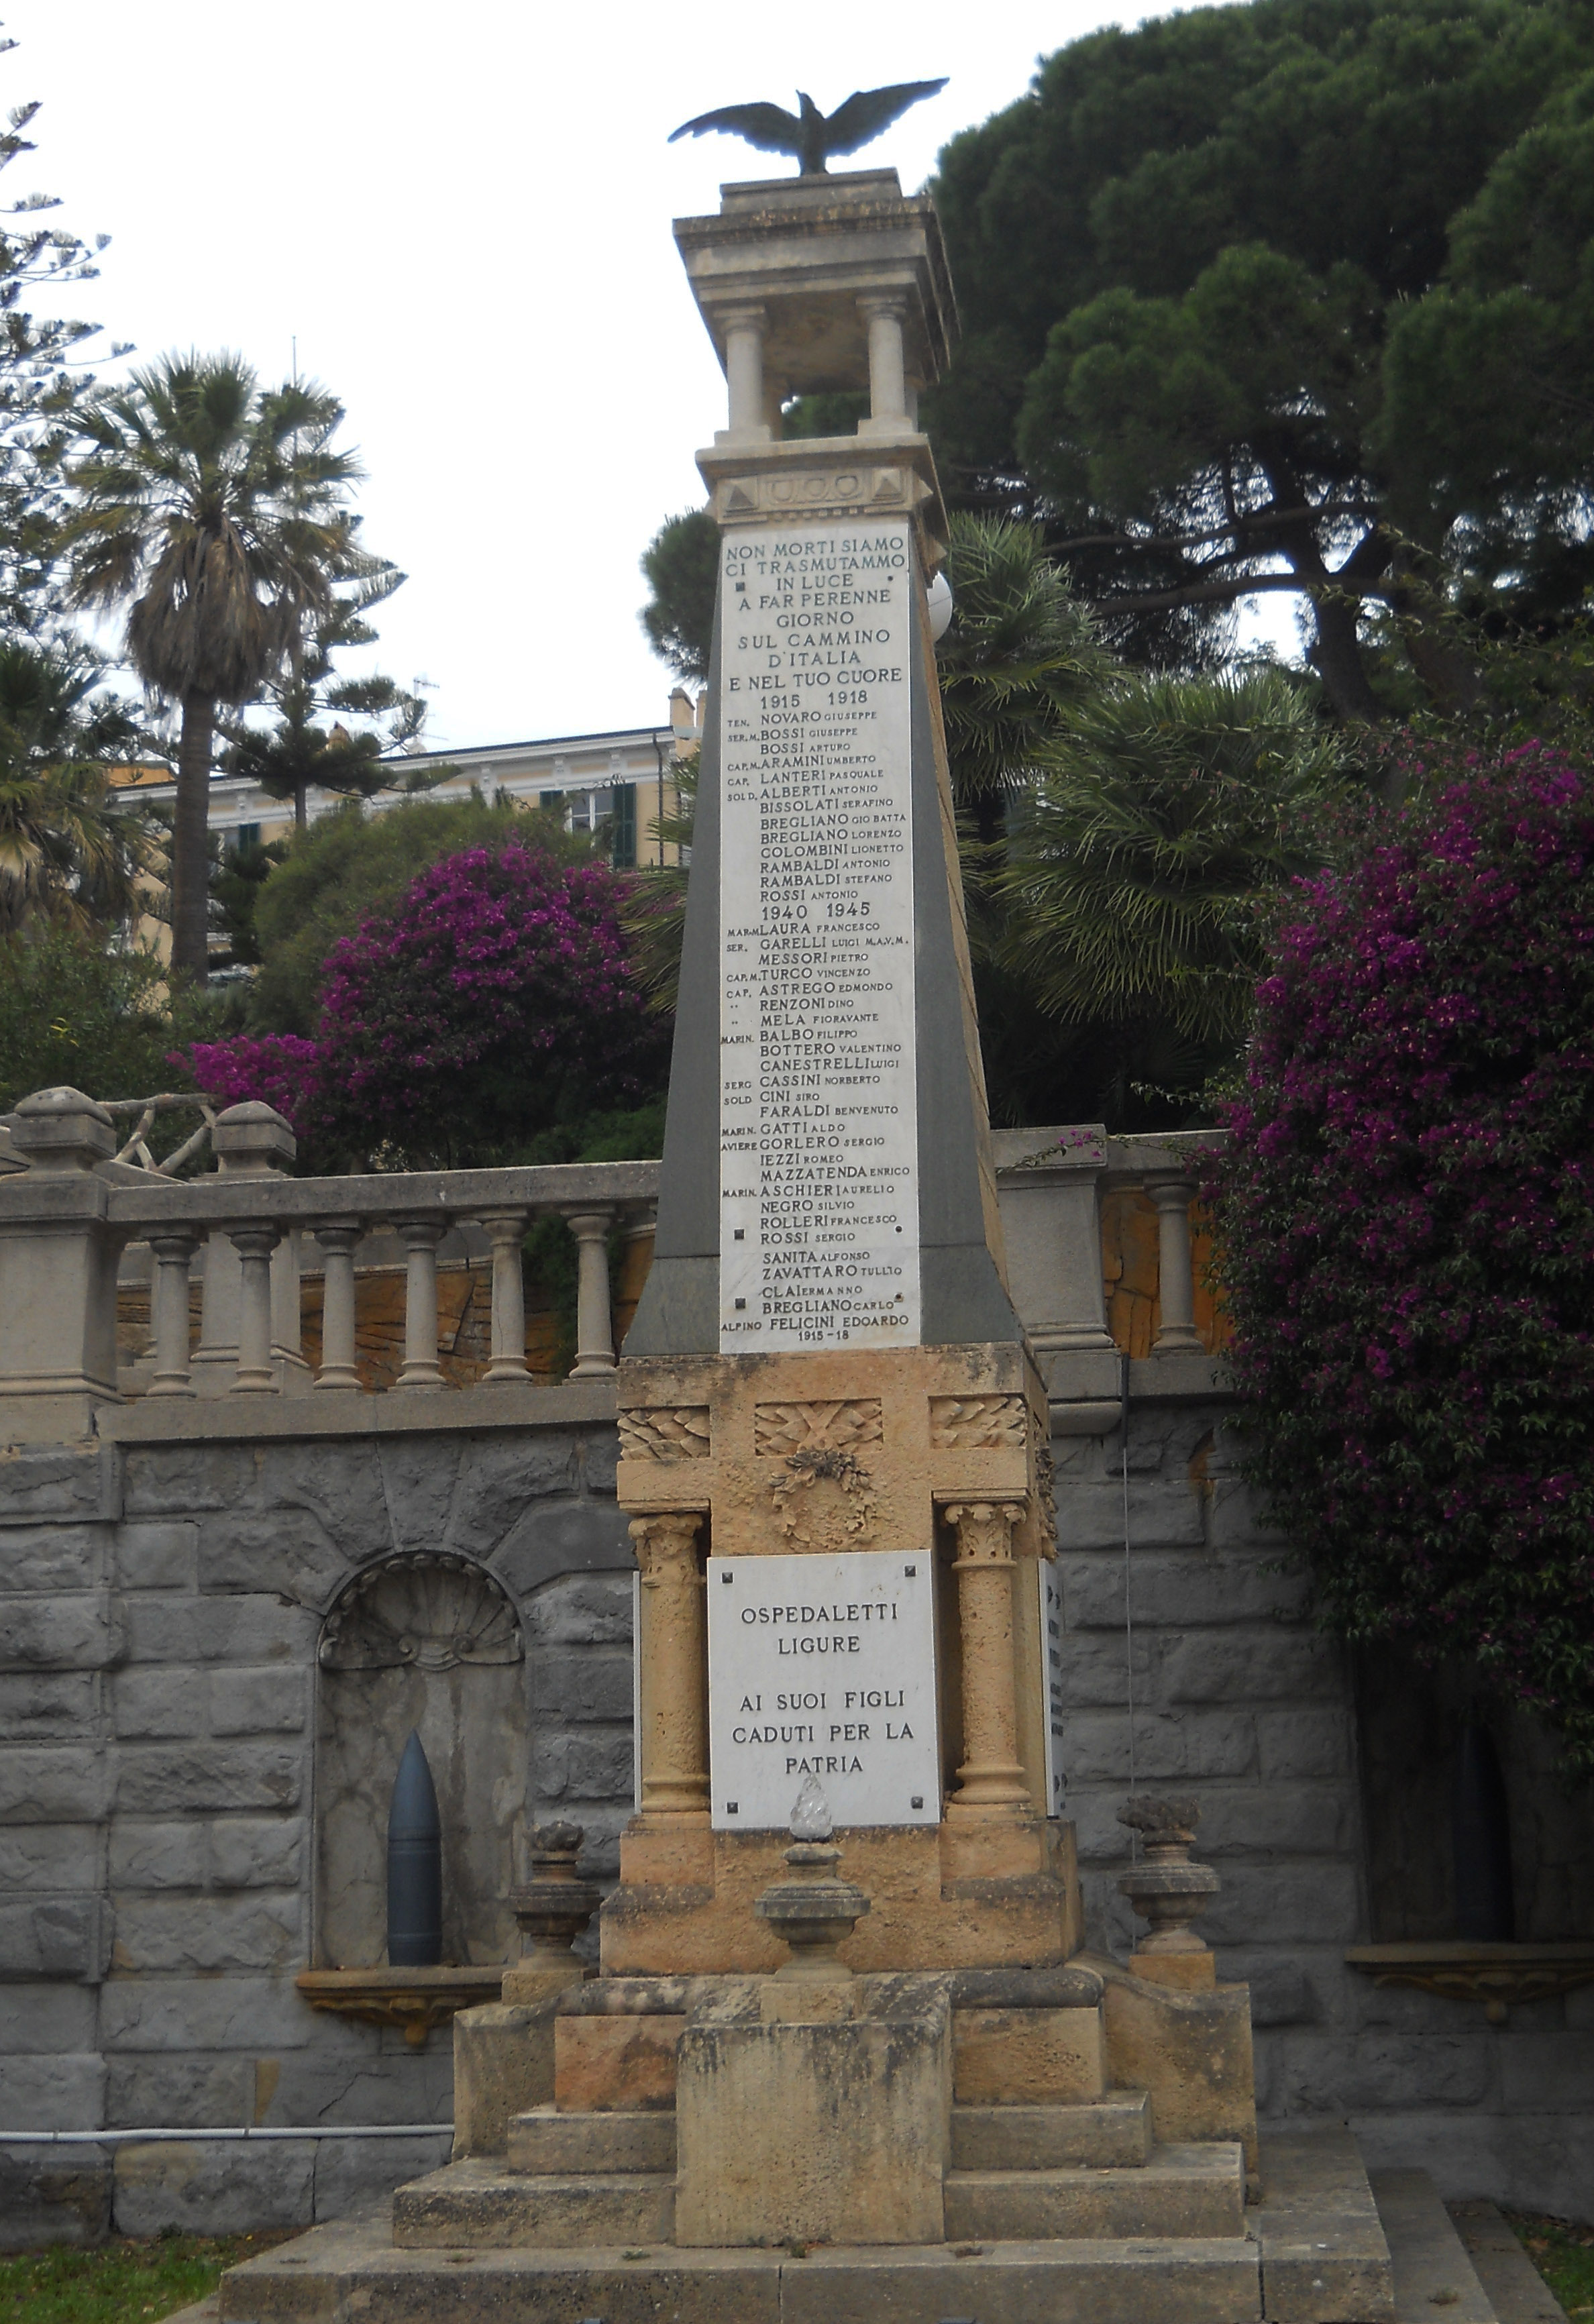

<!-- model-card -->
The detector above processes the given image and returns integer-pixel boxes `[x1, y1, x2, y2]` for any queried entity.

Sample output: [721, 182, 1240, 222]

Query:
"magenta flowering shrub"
[313, 841, 668, 1163]
[179, 1034, 324, 1143]
[1214, 743, 1594, 1772]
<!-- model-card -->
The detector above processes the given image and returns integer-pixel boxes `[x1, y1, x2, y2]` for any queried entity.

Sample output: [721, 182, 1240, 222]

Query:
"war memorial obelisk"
[610, 164, 1074, 1965]
[215, 133, 1407, 2324]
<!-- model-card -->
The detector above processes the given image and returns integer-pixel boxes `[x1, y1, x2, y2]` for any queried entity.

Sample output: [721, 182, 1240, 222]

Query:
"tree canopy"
[928, 0, 1594, 712]
[0, 42, 115, 637]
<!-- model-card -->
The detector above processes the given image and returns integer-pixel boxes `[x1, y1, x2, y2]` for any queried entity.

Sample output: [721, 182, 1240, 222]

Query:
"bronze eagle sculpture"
[670, 81, 948, 177]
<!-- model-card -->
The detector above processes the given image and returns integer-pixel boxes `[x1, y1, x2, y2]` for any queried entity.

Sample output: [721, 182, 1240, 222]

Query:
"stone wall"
[1057, 1391, 1594, 2224]
[0, 1410, 634, 2243]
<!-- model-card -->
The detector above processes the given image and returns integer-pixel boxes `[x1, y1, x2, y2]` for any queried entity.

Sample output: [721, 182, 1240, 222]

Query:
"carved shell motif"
[754, 1399, 884, 1457]
[318, 1554, 523, 1672]
[617, 1406, 711, 1461]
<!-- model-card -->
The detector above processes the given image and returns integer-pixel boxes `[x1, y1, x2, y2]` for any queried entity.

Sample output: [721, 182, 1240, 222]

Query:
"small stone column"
[631, 1511, 708, 1817]
[720, 303, 770, 441]
[858, 291, 910, 432]
[481, 1211, 530, 1379]
[945, 1500, 1031, 1815]
[396, 1220, 446, 1389]
[229, 1224, 280, 1393]
[146, 1230, 197, 1397]
[566, 1209, 617, 1377]
[313, 1222, 362, 1390]
[1146, 1175, 1202, 1352]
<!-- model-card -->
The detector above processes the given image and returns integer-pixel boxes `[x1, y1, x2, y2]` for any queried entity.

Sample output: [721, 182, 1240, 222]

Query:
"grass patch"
[0, 2231, 294, 2324]
[1507, 2210, 1594, 2319]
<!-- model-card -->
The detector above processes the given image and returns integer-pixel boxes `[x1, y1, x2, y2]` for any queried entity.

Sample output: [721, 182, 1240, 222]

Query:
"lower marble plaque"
[706, 1549, 940, 1831]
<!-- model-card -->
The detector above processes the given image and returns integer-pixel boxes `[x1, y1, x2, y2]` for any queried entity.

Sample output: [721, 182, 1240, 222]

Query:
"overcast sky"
[11, 1, 1257, 751]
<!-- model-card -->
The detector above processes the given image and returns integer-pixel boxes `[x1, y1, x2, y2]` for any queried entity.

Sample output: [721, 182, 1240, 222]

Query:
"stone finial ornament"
[1116, 1793, 1220, 1959]
[508, 1823, 600, 1974]
[754, 1783, 869, 1980]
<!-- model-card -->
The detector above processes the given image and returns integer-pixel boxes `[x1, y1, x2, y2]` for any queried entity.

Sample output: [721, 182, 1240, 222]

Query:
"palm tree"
[998, 669, 1359, 1052]
[937, 515, 1112, 839]
[0, 638, 154, 933]
[64, 352, 362, 977]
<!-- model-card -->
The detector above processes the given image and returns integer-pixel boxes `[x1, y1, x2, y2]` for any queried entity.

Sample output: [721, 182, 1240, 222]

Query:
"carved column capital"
[629, 1509, 705, 1579]
[944, 1501, 1026, 1565]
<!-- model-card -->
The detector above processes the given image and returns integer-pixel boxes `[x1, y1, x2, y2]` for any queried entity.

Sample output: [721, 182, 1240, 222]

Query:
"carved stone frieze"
[714, 464, 928, 528]
[928, 1393, 1026, 1450]
[317, 1553, 521, 1671]
[754, 1399, 883, 1457]
[619, 1405, 712, 1461]
[1035, 1432, 1058, 1548]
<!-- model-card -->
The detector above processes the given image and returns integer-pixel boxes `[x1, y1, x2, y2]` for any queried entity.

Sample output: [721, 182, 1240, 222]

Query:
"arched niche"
[315, 1553, 527, 1968]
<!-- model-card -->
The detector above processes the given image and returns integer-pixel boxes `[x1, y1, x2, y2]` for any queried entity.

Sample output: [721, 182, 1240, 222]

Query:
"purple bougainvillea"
[1213, 743, 1594, 1771]
[313, 841, 668, 1163]
[179, 1035, 324, 1143]
[178, 839, 667, 1169]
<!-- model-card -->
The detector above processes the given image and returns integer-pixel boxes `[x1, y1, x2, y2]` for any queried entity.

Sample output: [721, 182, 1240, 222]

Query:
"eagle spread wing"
[669, 102, 802, 157]
[820, 79, 949, 160]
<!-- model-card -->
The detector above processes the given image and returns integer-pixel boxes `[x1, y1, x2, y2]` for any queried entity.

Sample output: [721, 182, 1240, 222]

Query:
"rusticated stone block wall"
[1055, 1393, 1594, 2225]
[0, 1420, 635, 2243]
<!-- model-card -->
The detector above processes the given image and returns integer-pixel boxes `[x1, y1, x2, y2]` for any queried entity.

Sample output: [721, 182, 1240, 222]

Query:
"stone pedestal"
[674, 1974, 951, 2248]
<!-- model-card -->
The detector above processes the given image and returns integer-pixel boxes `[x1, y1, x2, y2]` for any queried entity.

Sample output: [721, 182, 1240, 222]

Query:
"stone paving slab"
[1370, 2170, 1495, 2322]
[1448, 2202, 1569, 2324]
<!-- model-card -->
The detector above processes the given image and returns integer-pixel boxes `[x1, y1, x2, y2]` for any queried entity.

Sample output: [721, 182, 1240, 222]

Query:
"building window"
[235, 823, 262, 854]
[610, 782, 637, 869]
[569, 786, 613, 834]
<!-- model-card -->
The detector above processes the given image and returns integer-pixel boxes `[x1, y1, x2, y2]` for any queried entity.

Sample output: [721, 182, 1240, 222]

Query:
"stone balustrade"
[0, 1093, 1225, 1440]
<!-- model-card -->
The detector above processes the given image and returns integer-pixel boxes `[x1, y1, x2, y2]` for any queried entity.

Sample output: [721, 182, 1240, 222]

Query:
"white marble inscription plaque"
[718, 519, 919, 1353]
[706, 1550, 939, 1830]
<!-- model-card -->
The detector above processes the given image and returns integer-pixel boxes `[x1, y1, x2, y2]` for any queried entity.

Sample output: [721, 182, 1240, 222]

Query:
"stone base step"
[1253, 2126, 1397, 2322]
[220, 2215, 1262, 2324]
[1448, 2197, 1564, 2324]
[951, 2092, 1153, 2171]
[944, 2140, 1245, 2242]
[392, 2158, 674, 2250]
[507, 2103, 676, 2176]
[1373, 2174, 1507, 2323]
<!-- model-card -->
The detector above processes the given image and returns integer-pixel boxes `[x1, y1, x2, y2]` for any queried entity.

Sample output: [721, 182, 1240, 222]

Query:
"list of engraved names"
[719, 519, 920, 1353]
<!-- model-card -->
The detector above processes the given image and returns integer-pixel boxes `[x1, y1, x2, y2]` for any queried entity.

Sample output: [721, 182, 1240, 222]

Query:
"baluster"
[1145, 1175, 1202, 1353]
[229, 1224, 280, 1393]
[146, 1230, 197, 1397]
[481, 1211, 531, 1380]
[314, 1222, 362, 1390]
[396, 1219, 446, 1389]
[565, 1208, 617, 1377]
